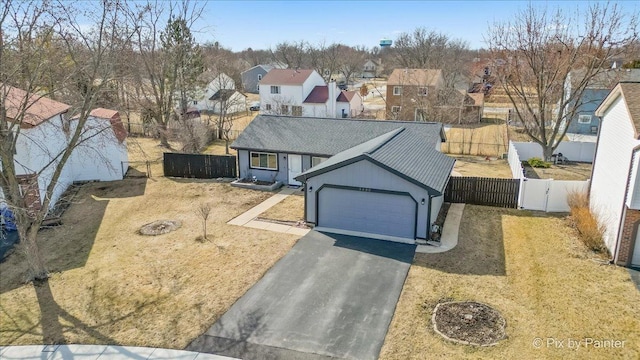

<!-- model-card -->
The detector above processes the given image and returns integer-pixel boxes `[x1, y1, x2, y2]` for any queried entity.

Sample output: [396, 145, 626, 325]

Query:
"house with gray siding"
[231, 115, 454, 243]
[565, 69, 640, 135]
[241, 64, 274, 94]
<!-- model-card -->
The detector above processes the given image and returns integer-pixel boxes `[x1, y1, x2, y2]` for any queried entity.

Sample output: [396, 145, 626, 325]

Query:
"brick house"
[385, 69, 444, 121]
[590, 82, 640, 267]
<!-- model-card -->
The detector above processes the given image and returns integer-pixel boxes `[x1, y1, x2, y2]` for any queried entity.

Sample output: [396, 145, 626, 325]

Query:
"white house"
[336, 90, 364, 118]
[259, 69, 362, 118]
[2, 86, 128, 212]
[590, 82, 640, 268]
[362, 59, 383, 79]
[189, 73, 247, 114]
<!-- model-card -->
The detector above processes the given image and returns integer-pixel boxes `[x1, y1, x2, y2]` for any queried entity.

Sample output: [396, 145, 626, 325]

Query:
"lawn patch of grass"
[0, 178, 298, 349]
[452, 155, 513, 178]
[380, 205, 640, 359]
[258, 194, 305, 223]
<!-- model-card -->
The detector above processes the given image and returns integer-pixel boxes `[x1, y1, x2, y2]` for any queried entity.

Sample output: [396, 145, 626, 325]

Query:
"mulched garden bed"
[432, 301, 507, 346]
[236, 178, 276, 186]
[139, 220, 182, 236]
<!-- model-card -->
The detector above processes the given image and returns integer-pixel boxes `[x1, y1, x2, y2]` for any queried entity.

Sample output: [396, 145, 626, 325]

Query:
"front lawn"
[380, 205, 640, 359]
[0, 178, 298, 348]
[258, 193, 305, 223]
[452, 155, 513, 178]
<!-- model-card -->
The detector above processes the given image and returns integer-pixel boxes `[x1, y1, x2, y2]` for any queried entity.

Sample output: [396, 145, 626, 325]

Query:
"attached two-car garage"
[317, 186, 417, 239]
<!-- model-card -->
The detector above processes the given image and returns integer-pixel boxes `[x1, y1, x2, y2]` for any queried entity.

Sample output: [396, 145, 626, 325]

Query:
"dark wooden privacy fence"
[445, 177, 520, 208]
[163, 153, 237, 179]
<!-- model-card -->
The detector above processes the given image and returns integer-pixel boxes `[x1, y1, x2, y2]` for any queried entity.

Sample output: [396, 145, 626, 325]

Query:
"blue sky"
[194, 0, 639, 51]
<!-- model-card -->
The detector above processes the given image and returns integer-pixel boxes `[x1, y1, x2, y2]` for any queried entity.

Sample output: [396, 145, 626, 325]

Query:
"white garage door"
[317, 187, 416, 239]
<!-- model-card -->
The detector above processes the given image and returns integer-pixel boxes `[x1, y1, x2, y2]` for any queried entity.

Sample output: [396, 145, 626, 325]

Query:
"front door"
[288, 154, 302, 186]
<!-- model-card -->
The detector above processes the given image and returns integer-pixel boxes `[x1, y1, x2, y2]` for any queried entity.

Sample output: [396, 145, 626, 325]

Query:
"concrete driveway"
[188, 231, 416, 360]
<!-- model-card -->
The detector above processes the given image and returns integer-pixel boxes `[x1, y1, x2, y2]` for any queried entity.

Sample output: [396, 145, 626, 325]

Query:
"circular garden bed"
[139, 220, 182, 236]
[432, 301, 507, 346]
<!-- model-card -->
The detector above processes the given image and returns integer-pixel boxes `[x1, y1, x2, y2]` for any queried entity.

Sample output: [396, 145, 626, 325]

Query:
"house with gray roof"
[231, 115, 454, 242]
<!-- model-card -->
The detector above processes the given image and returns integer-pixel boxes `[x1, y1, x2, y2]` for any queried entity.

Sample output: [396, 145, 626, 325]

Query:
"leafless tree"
[261, 95, 296, 116]
[392, 28, 472, 88]
[340, 45, 367, 85]
[0, 0, 132, 281]
[195, 202, 211, 240]
[486, 3, 638, 159]
[126, 0, 204, 148]
[270, 41, 308, 69]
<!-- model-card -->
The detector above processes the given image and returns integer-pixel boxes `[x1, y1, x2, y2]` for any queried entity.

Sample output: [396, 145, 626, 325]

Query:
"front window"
[281, 105, 290, 114]
[393, 86, 402, 95]
[270, 86, 280, 94]
[578, 114, 592, 124]
[258, 74, 262, 80]
[392, 106, 401, 113]
[418, 87, 428, 96]
[265, 104, 272, 111]
[250, 152, 278, 170]
[292, 106, 302, 116]
[312, 157, 328, 167]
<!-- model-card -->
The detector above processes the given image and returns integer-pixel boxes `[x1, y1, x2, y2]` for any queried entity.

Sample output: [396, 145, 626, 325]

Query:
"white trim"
[392, 106, 401, 113]
[313, 227, 416, 244]
[311, 156, 328, 167]
[578, 114, 592, 124]
[270, 85, 280, 94]
[250, 151, 278, 170]
[393, 86, 402, 95]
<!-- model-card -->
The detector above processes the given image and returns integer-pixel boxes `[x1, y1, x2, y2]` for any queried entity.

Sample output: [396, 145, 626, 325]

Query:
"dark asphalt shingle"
[231, 115, 445, 156]
[296, 127, 455, 194]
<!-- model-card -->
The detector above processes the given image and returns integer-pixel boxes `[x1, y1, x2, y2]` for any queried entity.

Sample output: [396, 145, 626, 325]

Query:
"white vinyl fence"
[520, 178, 590, 212]
[512, 141, 596, 163]
[507, 141, 592, 212]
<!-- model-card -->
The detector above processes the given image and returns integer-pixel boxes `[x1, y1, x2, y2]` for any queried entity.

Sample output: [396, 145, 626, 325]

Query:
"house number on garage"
[358, 187, 371, 192]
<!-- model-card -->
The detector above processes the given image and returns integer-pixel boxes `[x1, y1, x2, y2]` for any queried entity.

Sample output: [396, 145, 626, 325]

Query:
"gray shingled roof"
[231, 115, 446, 157]
[295, 127, 455, 194]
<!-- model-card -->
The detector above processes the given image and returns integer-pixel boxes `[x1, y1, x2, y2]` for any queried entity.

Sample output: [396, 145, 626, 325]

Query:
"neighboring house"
[258, 69, 362, 118]
[241, 64, 274, 93]
[386, 68, 445, 121]
[590, 82, 640, 268]
[70, 108, 128, 183]
[362, 59, 382, 79]
[209, 89, 247, 115]
[189, 73, 247, 114]
[336, 90, 364, 118]
[231, 115, 454, 243]
[565, 69, 640, 134]
[2, 86, 128, 211]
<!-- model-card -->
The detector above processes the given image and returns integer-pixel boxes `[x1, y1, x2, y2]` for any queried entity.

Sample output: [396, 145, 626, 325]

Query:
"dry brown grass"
[203, 139, 237, 156]
[452, 155, 513, 178]
[567, 191, 607, 253]
[442, 122, 507, 157]
[525, 162, 592, 181]
[258, 194, 305, 222]
[0, 178, 298, 348]
[380, 205, 640, 359]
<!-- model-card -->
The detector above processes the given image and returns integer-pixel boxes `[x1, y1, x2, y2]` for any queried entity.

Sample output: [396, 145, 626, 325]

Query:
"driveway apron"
[188, 231, 416, 360]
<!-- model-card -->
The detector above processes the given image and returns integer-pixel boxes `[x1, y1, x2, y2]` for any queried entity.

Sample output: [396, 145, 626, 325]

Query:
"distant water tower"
[380, 38, 392, 48]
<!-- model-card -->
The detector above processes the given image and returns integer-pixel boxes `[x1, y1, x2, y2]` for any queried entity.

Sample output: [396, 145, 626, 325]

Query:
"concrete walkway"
[416, 203, 464, 254]
[0, 344, 237, 359]
[227, 187, 309, 236]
